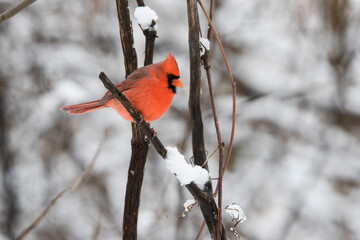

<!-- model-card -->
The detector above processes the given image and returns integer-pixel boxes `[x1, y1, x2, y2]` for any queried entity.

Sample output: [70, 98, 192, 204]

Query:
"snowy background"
[1, 0, 360, 239]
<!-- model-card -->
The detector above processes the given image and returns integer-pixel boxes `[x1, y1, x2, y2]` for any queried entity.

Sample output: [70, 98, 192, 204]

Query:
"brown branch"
[197, 0, 237, 194]
[0, 0, 36, 24]
[187, 0, 208, 172]
[136, 0, 145, 6]
[91, 212, 102, 240]
[187, 0, 226, 238]
[16, 130, 108, 240]
[135, 2, 157, 66]
[98, 72, 226, 239]
[114, 1, 147, 239]
[197, 0, 226, 238]
[115, 0, 138, 77]
[142, 20, 157, 66]
[200, 0, 225, 234]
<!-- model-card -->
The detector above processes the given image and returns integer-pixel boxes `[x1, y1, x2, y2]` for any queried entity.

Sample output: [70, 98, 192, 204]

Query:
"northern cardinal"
[61, 53, 182, 122]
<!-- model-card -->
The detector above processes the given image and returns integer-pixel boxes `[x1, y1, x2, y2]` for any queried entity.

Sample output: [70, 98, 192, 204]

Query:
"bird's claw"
[151, 128, 157, 139]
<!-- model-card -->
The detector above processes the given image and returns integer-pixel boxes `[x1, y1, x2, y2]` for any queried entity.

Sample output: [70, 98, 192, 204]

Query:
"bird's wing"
[99, 68, 151, 105]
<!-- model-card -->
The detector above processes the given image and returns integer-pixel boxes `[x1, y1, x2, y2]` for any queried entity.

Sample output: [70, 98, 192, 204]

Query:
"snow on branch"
[134, 6, 158, 31]
[165, 147, 210, 189]
[200, 37, 210, 56]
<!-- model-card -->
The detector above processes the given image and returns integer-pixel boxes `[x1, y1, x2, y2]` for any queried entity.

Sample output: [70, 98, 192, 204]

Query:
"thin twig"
[197, 0, 236, 196]
[91, 211, 103, 240]
[135, 1, 157, 66]
[16, 130, 108, 240]
[201, 145, 220, 167]
[196, 219, 207, 240]
[0, 0, 36, 24]
[201, 0, 225, 234]
[197, 0, 226, 238]
[197, 0, 236, 238]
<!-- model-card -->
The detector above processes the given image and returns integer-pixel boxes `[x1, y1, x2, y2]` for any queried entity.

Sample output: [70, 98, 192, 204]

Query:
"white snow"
[200, 37, 210, 56]
[225, 202, 247, 223]
[200, 37, 210, 50]
[183, 199, 196, 212]
[165, 147, 210, 189]
[134, 6, 158, 31]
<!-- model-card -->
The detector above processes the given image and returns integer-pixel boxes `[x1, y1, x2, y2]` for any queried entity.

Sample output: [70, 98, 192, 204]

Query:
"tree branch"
[187, 0, 226, 238]
[0, 0, 36, 24]
[197, 0, 226, 238]
[115, 0, 138, 77]
[197, 0, 236, 195]
[114, 1, 147, 239]
[135, 1, 157, 66]
[187, 0, 208, 172]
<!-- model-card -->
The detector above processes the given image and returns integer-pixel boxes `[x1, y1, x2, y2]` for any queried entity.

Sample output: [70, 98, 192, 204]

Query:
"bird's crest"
[163, 53, 180, 77]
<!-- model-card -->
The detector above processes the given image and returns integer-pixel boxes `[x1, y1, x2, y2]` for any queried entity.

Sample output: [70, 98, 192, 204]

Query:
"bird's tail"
[60, 100, 105, 115]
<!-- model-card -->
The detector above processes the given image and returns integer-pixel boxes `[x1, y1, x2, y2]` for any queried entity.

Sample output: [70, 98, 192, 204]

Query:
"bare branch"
[115, 0, 138, 77]
[135, 2, 157, 66]
[197, 0, 237, 195]
[91, 211, 102, 240]
[16, 130, 108, 240]
[187, 0, 208, 171]
[200, 0, 225, 234]
[0, 0, 36, 24]
[197, 0, 226, 238]
[114, 0, 149, 238]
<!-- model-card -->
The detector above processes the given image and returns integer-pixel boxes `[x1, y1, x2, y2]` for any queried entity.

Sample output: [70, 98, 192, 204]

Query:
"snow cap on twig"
[225, 202, 246, 223]
[183, 199, 197, 213]
[165, 147, 210, 189]
[134, 6, 158, 31]
[200, 37, 211, 56]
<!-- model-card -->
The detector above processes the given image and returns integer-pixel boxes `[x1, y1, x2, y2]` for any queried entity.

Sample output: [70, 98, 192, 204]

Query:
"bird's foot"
[151, 128, 157, 139]
[144, 134, 150, 144]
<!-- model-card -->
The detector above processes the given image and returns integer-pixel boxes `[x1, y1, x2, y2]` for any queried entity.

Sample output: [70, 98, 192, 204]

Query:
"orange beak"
[172, 78, 183, 88]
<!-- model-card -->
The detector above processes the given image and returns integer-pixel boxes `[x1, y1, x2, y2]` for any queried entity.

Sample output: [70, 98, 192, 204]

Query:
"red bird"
[61, 53, 182, 122]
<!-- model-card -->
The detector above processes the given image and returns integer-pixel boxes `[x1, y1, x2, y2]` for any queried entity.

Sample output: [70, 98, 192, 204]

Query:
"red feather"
[60, 53, 182, 122]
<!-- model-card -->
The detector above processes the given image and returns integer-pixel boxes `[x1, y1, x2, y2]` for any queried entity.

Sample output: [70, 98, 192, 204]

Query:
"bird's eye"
[167, 74, 180, 81]
[167, 74, 180, 93]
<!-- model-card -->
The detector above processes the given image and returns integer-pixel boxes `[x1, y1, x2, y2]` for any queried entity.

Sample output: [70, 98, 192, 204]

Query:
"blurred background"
[1, 0, 360, 239]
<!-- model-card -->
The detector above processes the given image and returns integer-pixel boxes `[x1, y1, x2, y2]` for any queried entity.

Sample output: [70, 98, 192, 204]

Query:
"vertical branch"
[196, 0, 238, 238]
[143, 24, 157, 66]
[187, 0, 208, 171]
[114, 1, 148, 240]
[197, 0, 237, 191]
[187, 0, 226, 239]
[123, 126, 148, 240]
[115, 0, 138, 76]
[200, 0, 225, 234]
[136, 1, 157, 66]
